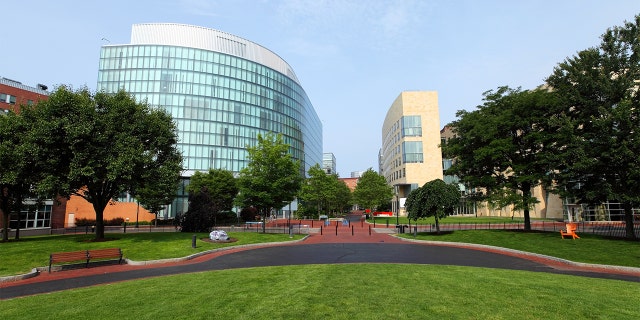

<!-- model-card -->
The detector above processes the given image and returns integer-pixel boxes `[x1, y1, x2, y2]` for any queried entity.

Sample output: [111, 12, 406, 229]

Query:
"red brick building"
[0, 77, 49, 113]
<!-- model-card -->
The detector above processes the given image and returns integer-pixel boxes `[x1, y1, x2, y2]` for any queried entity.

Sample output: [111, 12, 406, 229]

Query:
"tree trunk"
[13, 194, 23, 240]
[622, 202, 637, 240]
[1, 209, 8, 242]
[435, 214, 441, 234]
[0, 188, 10, 241]
[521, 186, 532, 231]
[93, 203, 106, 240]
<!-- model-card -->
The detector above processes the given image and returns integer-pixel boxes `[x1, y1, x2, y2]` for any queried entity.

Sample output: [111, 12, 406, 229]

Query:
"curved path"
[1, 222, 639, 300]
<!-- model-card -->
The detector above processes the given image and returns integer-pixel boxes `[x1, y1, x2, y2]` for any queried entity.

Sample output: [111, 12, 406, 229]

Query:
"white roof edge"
[128, 23, 300, 84]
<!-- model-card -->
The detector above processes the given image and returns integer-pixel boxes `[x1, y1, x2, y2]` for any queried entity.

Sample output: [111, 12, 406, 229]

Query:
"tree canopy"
[443, 87, 559, 230]
[405, 179, 460, 233]
[545, 15, 640, 238]
[28, 86, 183, 239]
[236, 132, 302, 232]
[352, 168, 393, 212]
[179, 169, 238, 231]
[298, 164, 352, 218]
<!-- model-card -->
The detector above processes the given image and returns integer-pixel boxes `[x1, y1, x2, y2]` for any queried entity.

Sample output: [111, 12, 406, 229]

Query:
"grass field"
[0, 232, 303, 276]
[399, 229, 640, 267]
[1, 264, 639, 319]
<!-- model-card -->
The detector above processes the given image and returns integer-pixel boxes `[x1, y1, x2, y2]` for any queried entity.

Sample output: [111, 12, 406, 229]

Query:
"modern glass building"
[97, 23, 322, 218]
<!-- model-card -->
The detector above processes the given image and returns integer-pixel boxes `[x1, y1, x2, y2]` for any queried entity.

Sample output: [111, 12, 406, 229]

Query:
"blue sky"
[3, 0, 640, 176]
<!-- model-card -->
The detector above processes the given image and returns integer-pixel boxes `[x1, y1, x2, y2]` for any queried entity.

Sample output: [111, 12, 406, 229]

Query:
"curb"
[394, 235, 640, 275]
[0, 235, 309, 283]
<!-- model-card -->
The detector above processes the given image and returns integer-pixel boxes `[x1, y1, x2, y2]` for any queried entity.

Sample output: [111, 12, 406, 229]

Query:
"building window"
[402, 141, 423, 163]
[402, 115, 422, 137]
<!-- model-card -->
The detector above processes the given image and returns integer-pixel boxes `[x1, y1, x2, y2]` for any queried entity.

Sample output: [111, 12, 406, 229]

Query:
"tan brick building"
[380, 91, 443, 217]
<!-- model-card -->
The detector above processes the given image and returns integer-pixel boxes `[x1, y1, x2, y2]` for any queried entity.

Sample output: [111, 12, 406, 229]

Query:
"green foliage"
[545, 15, 640, 239]
[236, 133, 302, 230]
[444, 87, 559, 230]
[239, 206, 259, 222]
[405, 179, 460, 233]
[298, 164, 352, 216]
[352, 168, 393, 211]
[187, 169, 238, 213]
[25, 86, 183, 239]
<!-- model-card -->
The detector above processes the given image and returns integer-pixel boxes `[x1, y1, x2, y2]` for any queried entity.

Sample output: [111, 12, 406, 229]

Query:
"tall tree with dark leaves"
[29, 87, 183, 240]
[546, 15, 640, 239]
[444, 87, 559, 230]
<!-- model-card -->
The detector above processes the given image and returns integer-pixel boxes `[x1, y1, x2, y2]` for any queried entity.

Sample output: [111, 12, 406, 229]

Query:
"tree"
[29, 86, 183, 240]
[352, 168, 393, 213]
[183, 169, 238, 229]
[134, 160, 182, 227]
[443, 87, 559, 230]
[545, 15, 640, 239]
[405, 179, 460, 234]
[298, 164, 332, 217]
[0, 108, 42, 241]
[236, 133, 302, 232]
[299, 164, 353, 217]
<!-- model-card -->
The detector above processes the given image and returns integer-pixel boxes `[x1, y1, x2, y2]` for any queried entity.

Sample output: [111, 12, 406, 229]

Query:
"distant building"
[0, 77, 48, 113]
[380, 91, 443, 217]
[350, 171, 365, 178]
[323, 153, 336, 175]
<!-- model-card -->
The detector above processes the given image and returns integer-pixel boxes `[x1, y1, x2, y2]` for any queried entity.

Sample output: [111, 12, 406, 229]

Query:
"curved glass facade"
[96, 24, 322, 217]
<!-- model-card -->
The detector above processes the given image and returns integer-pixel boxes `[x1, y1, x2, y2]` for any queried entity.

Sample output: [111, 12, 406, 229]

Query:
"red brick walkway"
[300, 219, 404, 244]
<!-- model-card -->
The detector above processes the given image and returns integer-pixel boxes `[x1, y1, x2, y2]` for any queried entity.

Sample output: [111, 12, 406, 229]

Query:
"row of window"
[0, 93, 17, 105]
[8, 203, 52, 229]
[98, 45, 322, 175]
[99, 78, 303, 120]
[100, 46, 303, 102]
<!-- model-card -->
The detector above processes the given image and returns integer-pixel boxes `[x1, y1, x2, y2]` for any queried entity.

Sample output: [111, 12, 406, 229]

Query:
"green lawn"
[398, 229, 640, 268]
[0, 232, 303, 277]
[1, 264, 639, 319]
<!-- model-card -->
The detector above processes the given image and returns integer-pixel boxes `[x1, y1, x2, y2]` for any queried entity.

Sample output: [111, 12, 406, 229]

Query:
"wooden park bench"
[49, 248, 123, 273]
[560, 223, 580, 239]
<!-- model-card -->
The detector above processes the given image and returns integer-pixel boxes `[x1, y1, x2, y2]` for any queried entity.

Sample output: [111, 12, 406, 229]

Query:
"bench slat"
[49, 248, 122, 272]
[88, 248, 122, 260]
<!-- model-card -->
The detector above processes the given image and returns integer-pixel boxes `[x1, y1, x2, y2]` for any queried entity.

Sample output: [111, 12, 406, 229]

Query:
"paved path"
[1, 221, 639, 300]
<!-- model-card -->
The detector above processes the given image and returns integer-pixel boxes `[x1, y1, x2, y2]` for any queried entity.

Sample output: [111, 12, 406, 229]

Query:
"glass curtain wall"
[98, 45, 322, 218]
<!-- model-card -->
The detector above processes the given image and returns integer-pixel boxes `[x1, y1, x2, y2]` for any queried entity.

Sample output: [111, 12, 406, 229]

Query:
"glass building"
[97, 23, 322, 218]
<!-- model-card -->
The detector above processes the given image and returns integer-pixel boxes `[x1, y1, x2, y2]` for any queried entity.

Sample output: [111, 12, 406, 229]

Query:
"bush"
[239, 207, 259, 222]
[75, 218, 95, 226]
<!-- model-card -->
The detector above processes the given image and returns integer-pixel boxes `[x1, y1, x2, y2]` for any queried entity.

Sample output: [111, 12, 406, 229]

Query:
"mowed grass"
[1, 264, 639, 319]
[399, 230, 640, 268]
[0, 232, 303, 276]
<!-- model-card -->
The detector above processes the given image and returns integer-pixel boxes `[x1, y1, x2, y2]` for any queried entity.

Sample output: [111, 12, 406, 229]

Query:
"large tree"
[0, 108, 44, 241]
[352, 168, 393, 213]
[29, 86, 183, 240]
[405, 179, 460, 234]
[236, 133, 302, 232]
[298, 164, 352, 217]
[182, 169, 238, 229]
[545, 15, 640, 239]
[444, 87, 559, 230]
